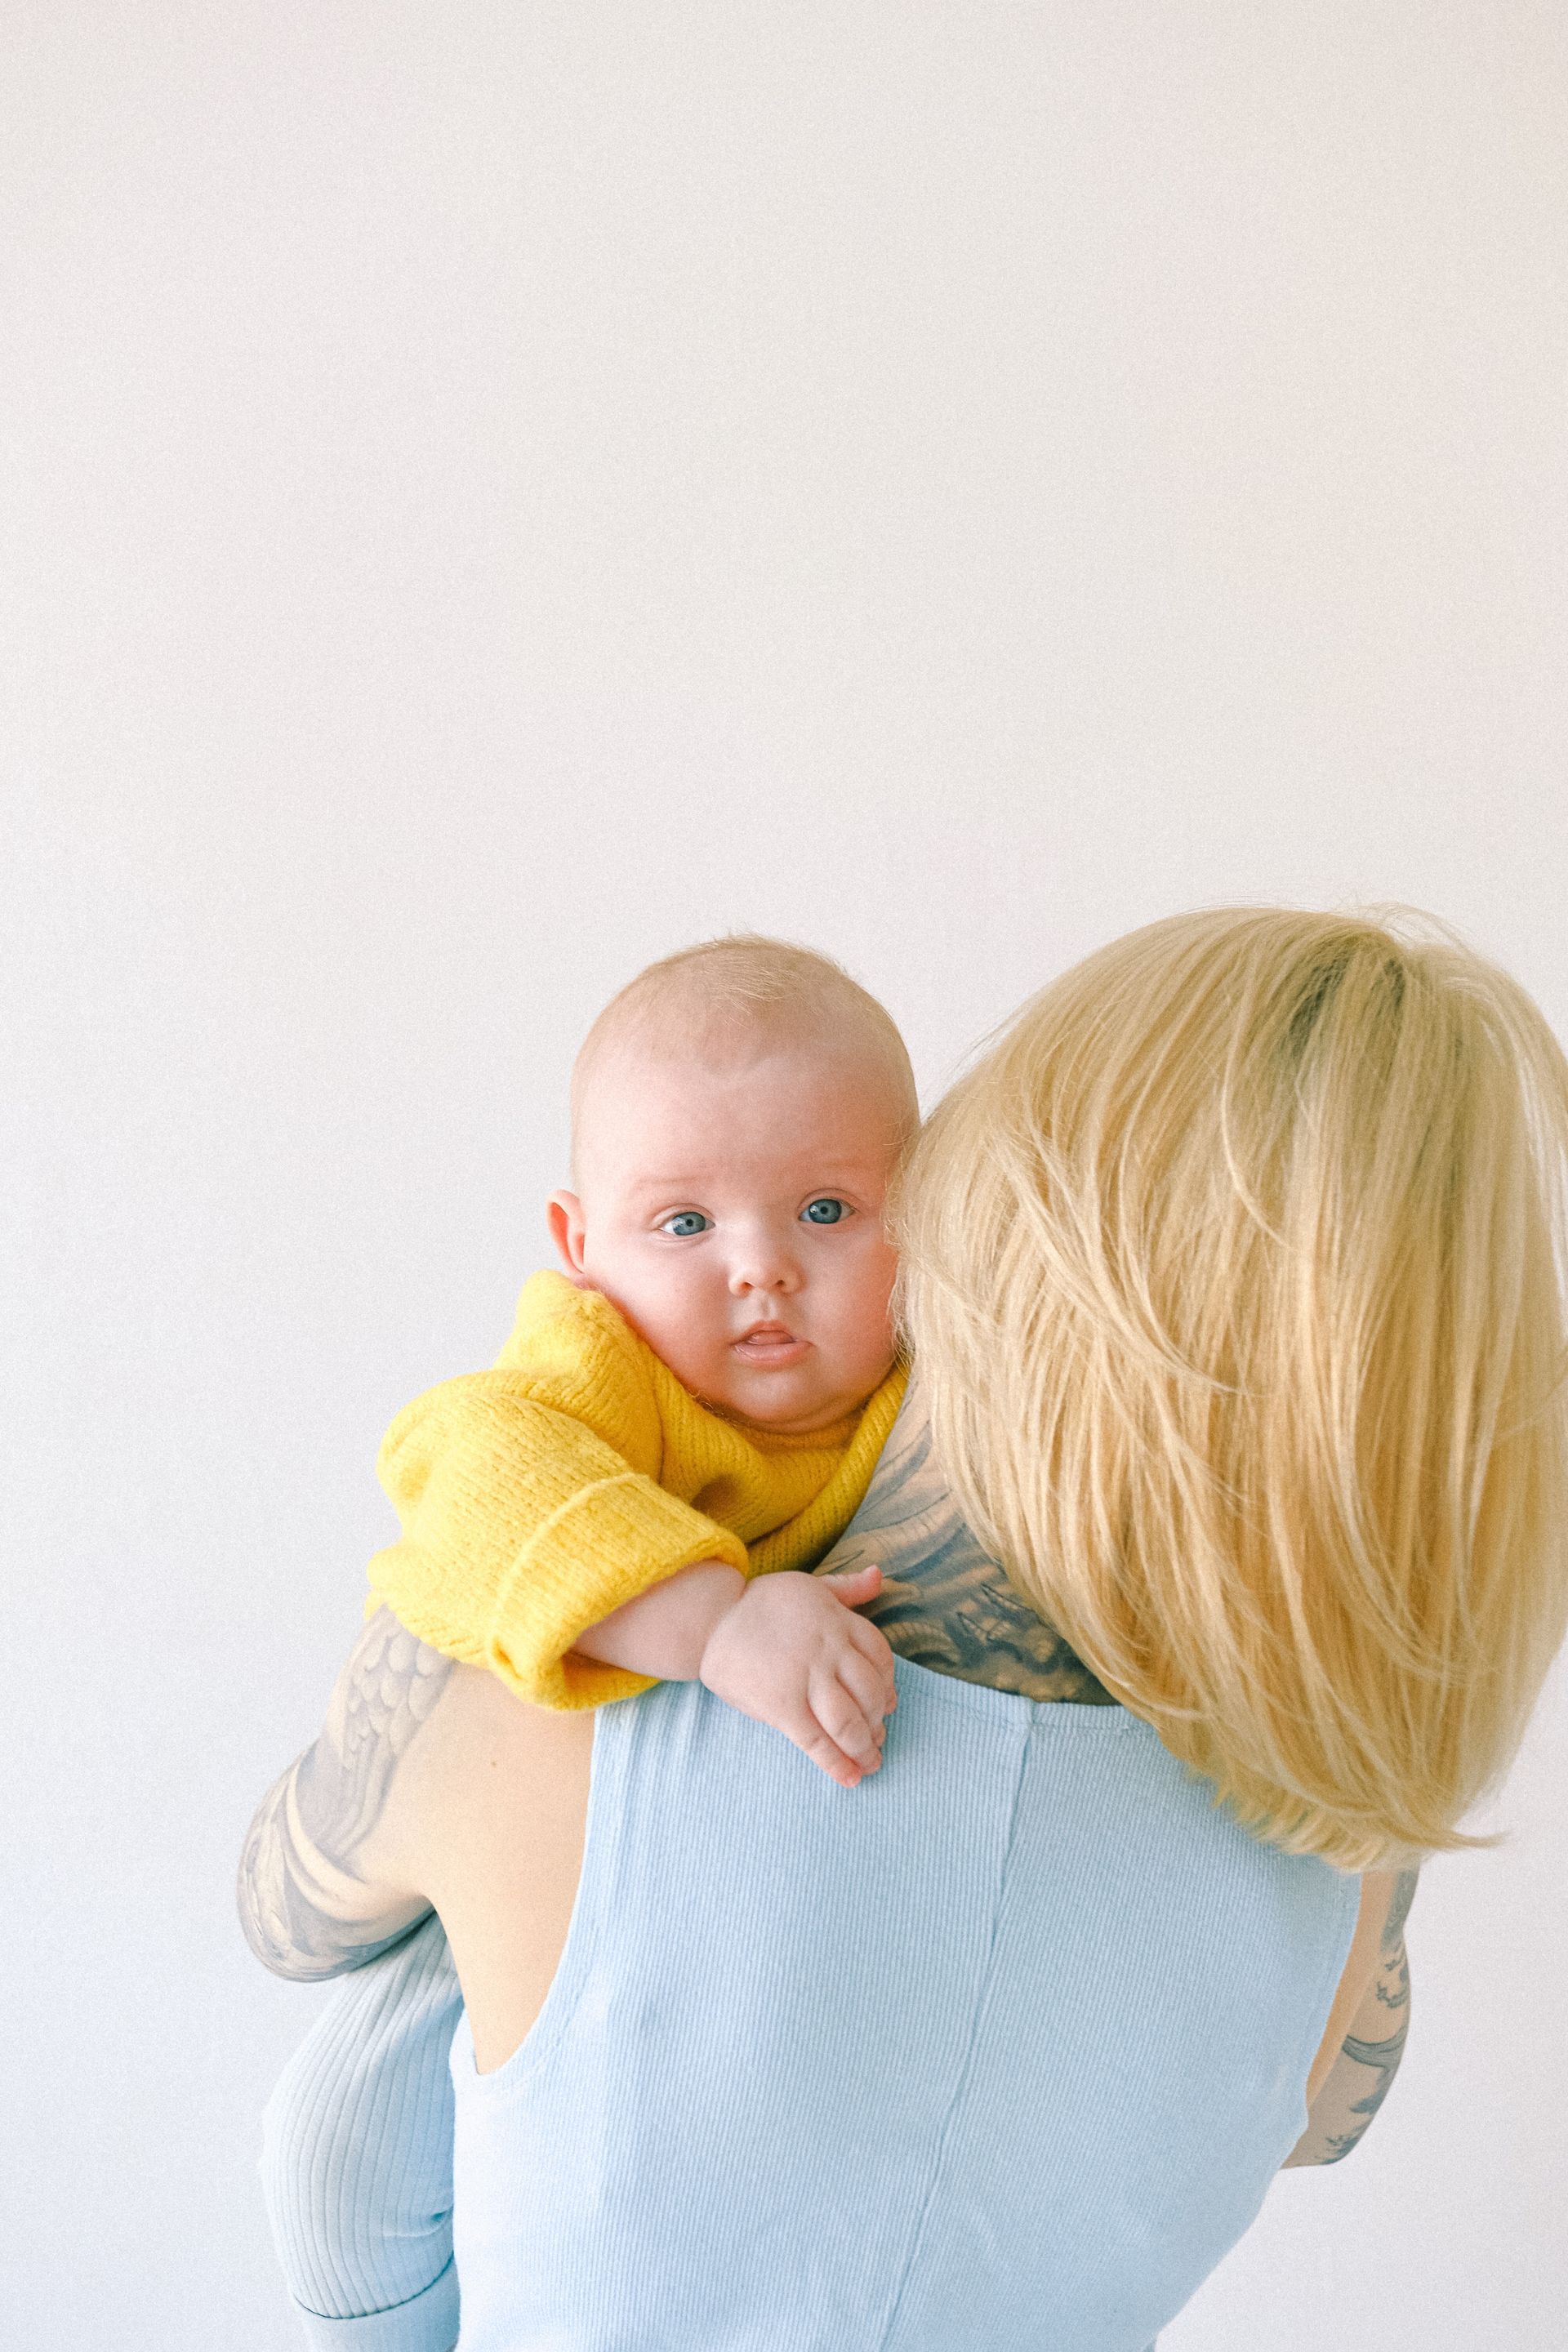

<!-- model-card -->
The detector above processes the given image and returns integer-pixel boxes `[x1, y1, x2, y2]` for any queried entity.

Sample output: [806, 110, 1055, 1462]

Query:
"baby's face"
[554, 1040, 906, 1433]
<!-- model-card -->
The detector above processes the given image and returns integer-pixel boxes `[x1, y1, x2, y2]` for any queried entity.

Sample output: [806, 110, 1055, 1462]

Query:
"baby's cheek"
[631, 1276, 733, 1387]
[840, 1254, 899, 1365]
[583, 1255, 721, 1385]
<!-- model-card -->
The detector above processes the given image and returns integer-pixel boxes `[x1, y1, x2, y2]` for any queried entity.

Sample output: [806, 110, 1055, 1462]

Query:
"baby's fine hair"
[572, 934, 918, 1155]
[897, 906, 1568, 1872]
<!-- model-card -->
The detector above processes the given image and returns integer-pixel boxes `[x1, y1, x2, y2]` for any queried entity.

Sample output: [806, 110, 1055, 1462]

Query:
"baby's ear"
[548, 1191, 590, 1278]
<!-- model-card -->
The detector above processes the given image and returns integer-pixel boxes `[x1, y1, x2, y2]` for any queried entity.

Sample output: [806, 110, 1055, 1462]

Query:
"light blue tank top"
[449, 1660, 1357, 2351]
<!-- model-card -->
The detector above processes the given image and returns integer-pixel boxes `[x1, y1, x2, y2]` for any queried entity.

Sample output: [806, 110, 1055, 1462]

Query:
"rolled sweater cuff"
[487, 1473, 749, 1711]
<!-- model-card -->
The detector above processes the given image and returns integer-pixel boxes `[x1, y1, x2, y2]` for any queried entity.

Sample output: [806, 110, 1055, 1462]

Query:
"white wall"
[5, 7, 1565, 2345]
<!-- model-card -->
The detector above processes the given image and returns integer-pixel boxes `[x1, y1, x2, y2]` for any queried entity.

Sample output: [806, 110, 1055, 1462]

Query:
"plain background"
[5, 6, 1565, 2345]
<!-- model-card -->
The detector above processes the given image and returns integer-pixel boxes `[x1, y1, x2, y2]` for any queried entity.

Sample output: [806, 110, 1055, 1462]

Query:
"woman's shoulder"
[822, 1383, 1114, 1705]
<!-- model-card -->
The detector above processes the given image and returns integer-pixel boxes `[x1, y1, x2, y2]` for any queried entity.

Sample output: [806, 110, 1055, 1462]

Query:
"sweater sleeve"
[366, 1293, 748, 1712]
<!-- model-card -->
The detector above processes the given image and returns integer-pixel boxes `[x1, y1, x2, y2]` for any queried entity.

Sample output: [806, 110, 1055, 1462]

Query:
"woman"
[241, 906, 1568, 2350]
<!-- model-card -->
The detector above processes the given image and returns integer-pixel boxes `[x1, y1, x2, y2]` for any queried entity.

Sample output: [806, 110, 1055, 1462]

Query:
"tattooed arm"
[237, 1609, 457, 1980]
[1283, 1867, 1417, 2167]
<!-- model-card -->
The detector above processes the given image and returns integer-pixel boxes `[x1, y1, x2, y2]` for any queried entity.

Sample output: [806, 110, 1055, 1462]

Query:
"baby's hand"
[697, 1565, 898, 1788]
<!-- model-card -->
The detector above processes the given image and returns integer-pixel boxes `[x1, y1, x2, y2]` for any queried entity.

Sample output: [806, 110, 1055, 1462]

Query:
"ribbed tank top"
[449, 1659, 1357, 2351]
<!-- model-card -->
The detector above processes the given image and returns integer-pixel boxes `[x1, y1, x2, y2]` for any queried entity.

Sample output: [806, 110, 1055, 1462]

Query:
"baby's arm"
[368, 1336, 749, 1712]
[573, 1560, 898, 1788]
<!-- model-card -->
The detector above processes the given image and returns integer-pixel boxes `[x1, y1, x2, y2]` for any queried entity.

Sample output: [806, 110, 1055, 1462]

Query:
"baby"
[368, 931, 914, 1783]
[262, 936, 916, 2348]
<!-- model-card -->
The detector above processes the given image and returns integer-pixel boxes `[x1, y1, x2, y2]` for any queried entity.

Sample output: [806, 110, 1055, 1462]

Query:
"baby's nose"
[728, 1245, 803, 1294]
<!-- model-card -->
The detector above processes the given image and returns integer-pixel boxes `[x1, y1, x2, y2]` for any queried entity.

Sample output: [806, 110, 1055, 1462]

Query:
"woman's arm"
[238, 1604, 594, 2087]
[237, 1610, 456, 1979]
[1284, 1867, 1417, 2167]
[238, 1605, 592, 2027]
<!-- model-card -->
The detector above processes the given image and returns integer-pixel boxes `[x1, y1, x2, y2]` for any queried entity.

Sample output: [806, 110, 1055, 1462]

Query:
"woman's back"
[450, 1659, 1357, 2352]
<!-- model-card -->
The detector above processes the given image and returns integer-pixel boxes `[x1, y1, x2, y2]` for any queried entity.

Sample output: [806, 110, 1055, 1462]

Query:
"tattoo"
[237, 1609, 454, 1981]
[1287, 1874, 1416, 2166]
[818, 1382, 1114, 1704]
[1317, 2016, 1410, 2160]
[1382, 1864, 1419, 1956]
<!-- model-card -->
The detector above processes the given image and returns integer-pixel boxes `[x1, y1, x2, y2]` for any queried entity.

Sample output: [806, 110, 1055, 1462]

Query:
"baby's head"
[551, 937, 917, 1433]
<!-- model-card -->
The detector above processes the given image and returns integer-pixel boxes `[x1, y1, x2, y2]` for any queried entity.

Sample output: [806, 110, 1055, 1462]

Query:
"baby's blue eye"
[662, 1211, 710, 1238]
[800, 1197, 849, 1226]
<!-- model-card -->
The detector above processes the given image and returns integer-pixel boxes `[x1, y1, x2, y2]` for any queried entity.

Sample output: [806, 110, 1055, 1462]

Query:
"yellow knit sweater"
[368, 1270, 907, 1710]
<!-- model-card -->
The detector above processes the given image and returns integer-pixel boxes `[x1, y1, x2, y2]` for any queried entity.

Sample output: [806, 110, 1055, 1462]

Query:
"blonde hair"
[896, 907, 1568, 1870]
[572, 933, 917, 1160]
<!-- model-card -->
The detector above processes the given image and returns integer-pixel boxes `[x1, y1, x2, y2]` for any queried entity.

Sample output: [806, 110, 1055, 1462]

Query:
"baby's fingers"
[787, 1712, 868, 1788]
[808, 1668, 884, 1774]
[835, 1646, 894, 1745]
[844, 1612, 898, 1717]
[822, 1561, 883, 1604]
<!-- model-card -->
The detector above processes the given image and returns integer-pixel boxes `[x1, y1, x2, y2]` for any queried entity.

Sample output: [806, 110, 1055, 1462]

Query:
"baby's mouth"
[731, 1322, 811, 1366]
